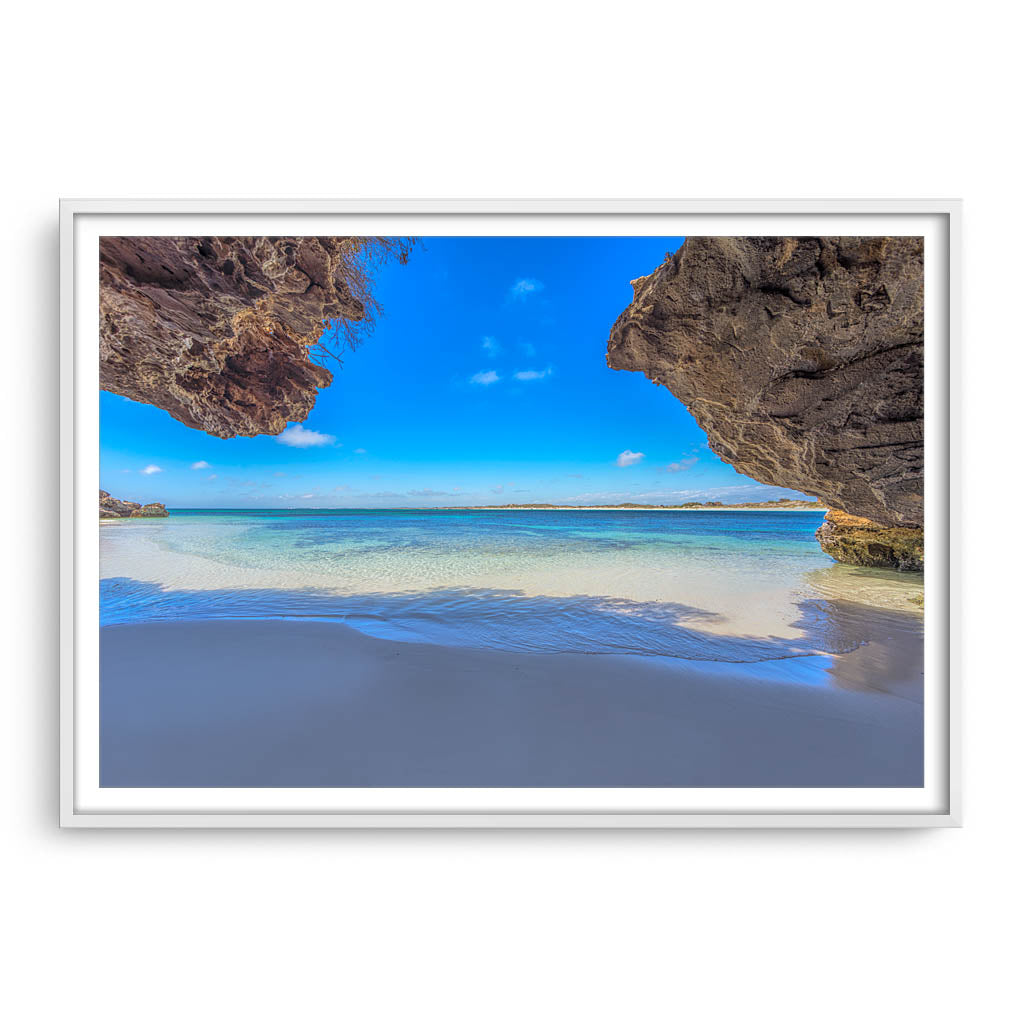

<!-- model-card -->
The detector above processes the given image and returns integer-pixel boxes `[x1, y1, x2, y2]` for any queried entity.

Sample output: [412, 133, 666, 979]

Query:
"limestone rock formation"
[607, 237, 924, 531]
[99, 490, 169, 519]
[815, 509, 923, 571]
[100, 236, 410, 438]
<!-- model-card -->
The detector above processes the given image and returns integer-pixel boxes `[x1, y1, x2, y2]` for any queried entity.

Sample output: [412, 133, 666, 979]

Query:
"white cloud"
[666, 456, 698, 473]
[481, 336, 501, 355]
[353, 448, 367, 454]
[205, 474, 218, 480]
[470, 370, 501, 386]
[140, 464, 163, 475]
[190, 460, 210, 470]
[513, 367, 552, 381]
[509, 278, 544, 299]
[276, 424, 336, 448]
[616, 450, 645, 467]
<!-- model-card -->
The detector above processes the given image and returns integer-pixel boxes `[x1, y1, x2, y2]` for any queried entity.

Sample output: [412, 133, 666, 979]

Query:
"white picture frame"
[60, 198, 960, 828]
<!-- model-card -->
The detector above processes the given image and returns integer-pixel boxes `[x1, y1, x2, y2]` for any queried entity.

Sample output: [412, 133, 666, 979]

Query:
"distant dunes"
[446, 499, 827, 511]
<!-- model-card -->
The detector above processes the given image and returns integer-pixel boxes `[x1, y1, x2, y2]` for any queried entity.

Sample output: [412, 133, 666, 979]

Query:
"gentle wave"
[101, 577, 883, 663]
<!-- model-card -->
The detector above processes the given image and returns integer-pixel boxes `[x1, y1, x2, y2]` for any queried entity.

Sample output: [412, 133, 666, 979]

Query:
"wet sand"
[100, 620, 923, 788]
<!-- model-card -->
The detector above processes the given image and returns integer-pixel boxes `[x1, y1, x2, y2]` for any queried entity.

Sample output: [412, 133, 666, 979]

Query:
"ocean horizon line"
[112, 502, 827, 514]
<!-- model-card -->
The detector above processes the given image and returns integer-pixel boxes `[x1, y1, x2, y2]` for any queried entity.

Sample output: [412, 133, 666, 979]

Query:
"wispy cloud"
[616, 450, 645, 467]
[666, 456, 698, 473]
[140, 464, 163, 475]
[276, 424, 336, 448]
[407, 488, 456, 497]
[518, 341, 536, 357]
[190, 460, 210, 470]
[481, 336, 501, 355]
[205, 473, 218, 480]
[509, 278, 544, 300]
[513, 366, 552, 382]
[353, 448, 367, 455]
[491, 485, 504, 495]
[470, 370, 501, 386]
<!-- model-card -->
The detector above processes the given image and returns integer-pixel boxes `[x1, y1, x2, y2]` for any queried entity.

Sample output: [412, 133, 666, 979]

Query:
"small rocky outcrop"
[99, 490, 169, 519]
[100, 236, 411, 438]
[607, 237, 923, 530]
[815, 509, 923, 571]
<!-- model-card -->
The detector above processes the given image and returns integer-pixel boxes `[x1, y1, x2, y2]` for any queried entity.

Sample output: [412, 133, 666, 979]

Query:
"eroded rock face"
[815, 509, 923, 571]
[607, 237, 924, 529]
[100, 490, 168, 519]
[100, 237, 402, 438]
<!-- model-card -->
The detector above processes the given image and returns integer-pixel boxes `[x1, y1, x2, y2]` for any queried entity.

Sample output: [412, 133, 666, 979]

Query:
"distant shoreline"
[104, 502, 828, 515]
[438, 502, 827, 512]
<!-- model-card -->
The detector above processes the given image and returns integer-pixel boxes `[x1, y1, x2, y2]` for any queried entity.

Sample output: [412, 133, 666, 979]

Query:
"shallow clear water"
[100, 509, 924, 667]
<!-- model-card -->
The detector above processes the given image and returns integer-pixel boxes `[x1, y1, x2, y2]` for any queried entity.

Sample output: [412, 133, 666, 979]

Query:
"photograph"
[94, 230, 928, 791]
[15, 4, 1016, 1016]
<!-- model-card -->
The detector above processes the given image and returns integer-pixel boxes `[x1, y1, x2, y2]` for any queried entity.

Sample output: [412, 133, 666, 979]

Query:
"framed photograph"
[60, 199, 959, 828]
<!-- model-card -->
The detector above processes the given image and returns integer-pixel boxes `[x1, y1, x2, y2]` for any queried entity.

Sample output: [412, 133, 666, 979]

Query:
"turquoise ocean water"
[100, 509, 924, 668]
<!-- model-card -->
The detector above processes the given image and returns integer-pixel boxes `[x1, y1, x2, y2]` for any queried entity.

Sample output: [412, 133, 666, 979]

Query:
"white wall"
[3, 2, 1018, 1021]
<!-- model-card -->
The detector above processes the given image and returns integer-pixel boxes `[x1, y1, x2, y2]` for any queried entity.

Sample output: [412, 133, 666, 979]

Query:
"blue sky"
[100, 236, 812, 508]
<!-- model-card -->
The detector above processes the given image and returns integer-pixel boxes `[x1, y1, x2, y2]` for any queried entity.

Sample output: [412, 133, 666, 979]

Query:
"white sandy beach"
[101, 619, 923, 788]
